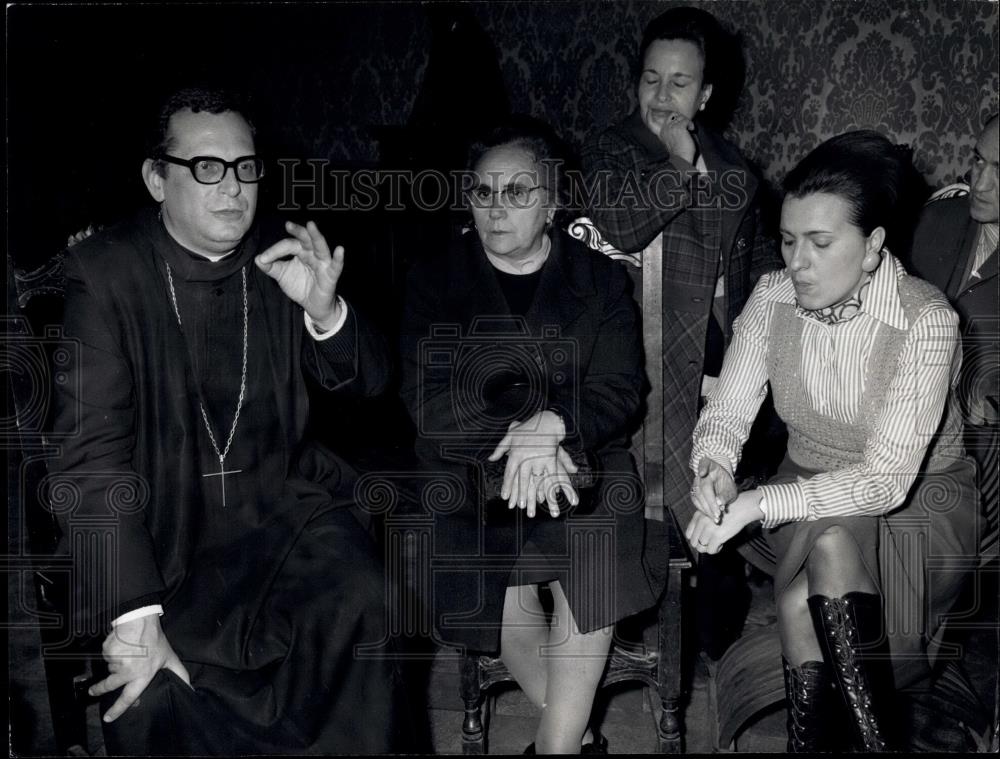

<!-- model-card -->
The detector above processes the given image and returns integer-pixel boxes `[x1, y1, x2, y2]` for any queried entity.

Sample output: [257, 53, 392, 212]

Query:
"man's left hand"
[255, 221, 344, 329]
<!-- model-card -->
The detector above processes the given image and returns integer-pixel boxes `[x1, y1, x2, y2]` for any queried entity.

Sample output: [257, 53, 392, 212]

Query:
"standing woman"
[400, 117, 660, 754]
[687, 131, 980, 751]
[582, 5, 782, 657]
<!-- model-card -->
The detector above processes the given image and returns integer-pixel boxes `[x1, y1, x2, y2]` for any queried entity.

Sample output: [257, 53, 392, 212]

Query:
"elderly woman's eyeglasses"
[157, 154, 265, 185]
[467, 184, 546, 209]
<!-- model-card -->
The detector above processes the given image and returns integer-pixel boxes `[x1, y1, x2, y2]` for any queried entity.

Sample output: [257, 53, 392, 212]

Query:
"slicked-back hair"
[783, 130, 913, 250]
[147, 87, 256, 175]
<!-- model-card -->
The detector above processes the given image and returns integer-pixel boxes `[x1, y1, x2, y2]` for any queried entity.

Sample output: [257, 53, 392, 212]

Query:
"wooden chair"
[926, 181, 970, 203]
[7, 250, 99, 756]
[456, 218, 693, 754]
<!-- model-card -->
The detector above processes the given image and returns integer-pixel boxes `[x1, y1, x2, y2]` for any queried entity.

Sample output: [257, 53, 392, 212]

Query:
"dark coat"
[52, 207, 392, 625]
[49, 207, 402, 753]
[908, 194, 998, 502]
[908, 196, 998, 420]
[399, 229, 662, 651]
[582, 112, 782, 522]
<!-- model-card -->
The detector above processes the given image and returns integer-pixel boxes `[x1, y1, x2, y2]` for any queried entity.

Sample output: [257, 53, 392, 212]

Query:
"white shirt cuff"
[756, 482, 810, 527]
[304, 296, 348, 341]
[112, 605, 164, 627]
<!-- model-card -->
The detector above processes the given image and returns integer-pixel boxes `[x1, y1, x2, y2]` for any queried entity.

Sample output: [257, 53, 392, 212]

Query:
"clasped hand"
[487, 410, 579, 518]
[89, 614, 191, 723]
[685, 457, 762, 555]
[690, 457, 738, 524]
[255, 220, 344, 330]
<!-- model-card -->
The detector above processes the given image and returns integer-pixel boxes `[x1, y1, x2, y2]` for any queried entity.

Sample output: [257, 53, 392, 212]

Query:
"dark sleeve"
[302, 301, 392, 397]
[50, 251, 166, 630]
[548, 260, 644, 453]
[581, 128, 699, 253]
[399, 265, 492, 448]
[906, 203, 949, 286]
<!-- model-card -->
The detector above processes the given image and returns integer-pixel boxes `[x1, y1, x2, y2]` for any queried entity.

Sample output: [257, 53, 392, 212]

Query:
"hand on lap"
[90, 614, 191, 722]
[488, 411, 578, 517]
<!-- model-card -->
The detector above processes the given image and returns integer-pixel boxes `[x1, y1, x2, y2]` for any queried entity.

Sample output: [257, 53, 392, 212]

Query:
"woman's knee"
[806, 525, 874, 594]
[807, 526, 858, 573]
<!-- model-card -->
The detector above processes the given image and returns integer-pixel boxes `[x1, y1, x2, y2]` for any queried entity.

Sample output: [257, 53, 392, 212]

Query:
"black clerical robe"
[51, 207, 403, 754]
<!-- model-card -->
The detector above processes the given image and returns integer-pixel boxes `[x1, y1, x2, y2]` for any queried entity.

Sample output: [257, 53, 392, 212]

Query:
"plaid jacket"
[582, 111, 782, 520]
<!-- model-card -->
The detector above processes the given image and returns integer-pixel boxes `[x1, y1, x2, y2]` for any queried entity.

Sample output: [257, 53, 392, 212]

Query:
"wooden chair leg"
[460, 653, 486, 754]
[656, 566, 685, 753]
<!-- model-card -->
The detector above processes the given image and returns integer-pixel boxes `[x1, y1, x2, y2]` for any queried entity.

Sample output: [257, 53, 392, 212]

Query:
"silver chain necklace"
[165, 262, 248, 508]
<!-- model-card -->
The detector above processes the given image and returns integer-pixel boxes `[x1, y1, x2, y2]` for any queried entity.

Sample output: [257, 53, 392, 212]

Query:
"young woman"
[687, 131, 979, 751]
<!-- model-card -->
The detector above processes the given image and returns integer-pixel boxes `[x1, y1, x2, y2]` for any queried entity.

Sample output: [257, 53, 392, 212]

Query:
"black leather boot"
[782, 657, 833, 752]
[808, 592, 894, 751]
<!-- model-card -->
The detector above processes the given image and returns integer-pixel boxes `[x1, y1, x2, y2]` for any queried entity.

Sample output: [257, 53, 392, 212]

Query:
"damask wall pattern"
[467, 0, 998, 187]
[318, 0, 997, 189]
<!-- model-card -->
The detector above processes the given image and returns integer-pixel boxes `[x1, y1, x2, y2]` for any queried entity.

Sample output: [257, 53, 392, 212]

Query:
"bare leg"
[500, 583, 549, 708]
[777, 525, 879, 665]
[534, 581, 613, 754]
[777, 570, 823, 666]
[805, 525, 878, 598]
[805, 526, 891, 751]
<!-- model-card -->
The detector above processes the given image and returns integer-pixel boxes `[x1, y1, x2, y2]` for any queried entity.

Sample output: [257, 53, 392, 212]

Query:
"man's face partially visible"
[147, 109, 258, 258]
[969, 118, 999, 224]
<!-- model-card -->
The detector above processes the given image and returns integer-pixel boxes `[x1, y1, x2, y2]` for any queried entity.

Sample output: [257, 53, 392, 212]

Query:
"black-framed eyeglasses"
[467, 184, 546, 209]
[157, 154, 265, 184]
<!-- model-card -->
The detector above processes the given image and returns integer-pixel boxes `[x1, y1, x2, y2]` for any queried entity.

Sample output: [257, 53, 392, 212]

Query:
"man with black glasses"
[50, 87, 405, 754]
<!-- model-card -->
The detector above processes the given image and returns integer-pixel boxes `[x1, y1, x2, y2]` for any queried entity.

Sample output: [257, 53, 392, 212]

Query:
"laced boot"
[808, 592, 895, 751]
[782, 657, 833, 752]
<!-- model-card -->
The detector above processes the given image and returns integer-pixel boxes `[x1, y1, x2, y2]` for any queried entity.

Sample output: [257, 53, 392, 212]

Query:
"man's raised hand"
[255, 221, 344, 329]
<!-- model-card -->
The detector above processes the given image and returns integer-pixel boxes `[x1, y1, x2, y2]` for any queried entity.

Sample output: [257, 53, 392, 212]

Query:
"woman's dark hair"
[146, 87, 256, 171]
[636, 6, 745, 128]
[783, 130, 921, 251]
[466, 115, 577, 227]
[637, 6, 724, 89]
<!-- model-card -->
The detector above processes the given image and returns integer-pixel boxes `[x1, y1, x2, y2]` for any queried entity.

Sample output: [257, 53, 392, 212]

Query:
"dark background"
[6, 4, 999, 752]
[8, 0, 998, 459]
[8, 0, 999, 274]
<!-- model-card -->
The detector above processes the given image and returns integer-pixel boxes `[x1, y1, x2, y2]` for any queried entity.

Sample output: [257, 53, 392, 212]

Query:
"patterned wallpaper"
[266, 0, 997, 188]
[7, 0, 999, 263]
[462, 0, 999, 187]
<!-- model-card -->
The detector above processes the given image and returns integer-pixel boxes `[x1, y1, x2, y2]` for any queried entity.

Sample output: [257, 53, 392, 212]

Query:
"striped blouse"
[689, 253, 961, 528]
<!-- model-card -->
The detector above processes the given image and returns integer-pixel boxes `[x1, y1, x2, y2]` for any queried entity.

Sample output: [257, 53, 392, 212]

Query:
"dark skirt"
[430, 455, 664, 653]
[739, 454, 981, 689]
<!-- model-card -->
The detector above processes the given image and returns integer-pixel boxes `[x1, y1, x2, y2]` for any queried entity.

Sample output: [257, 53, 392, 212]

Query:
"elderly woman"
[582, 6, 782, 657]
[687, 131, 980, 752]
[400, 117, 659, 754]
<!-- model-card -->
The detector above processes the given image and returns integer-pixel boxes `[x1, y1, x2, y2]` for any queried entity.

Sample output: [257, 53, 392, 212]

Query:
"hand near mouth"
[656, 110, 698, 165]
